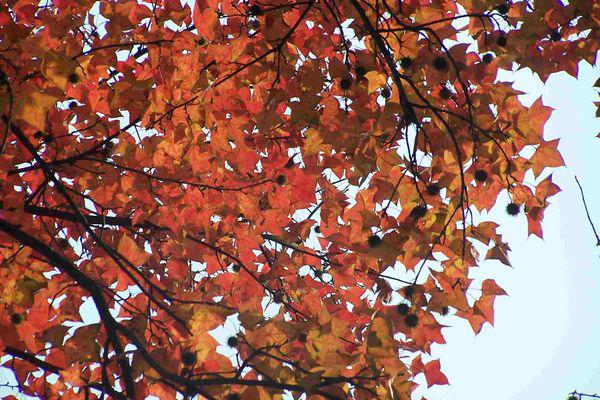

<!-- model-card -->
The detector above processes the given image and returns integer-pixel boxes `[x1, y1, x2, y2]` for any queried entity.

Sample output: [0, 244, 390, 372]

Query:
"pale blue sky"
[412, 59, 600, 400]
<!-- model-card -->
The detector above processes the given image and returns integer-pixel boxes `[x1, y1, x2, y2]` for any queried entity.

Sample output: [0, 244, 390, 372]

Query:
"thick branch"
[0, 218, 135, 398]
[3, 346, 62, 374]
[3, 116, 190, 336]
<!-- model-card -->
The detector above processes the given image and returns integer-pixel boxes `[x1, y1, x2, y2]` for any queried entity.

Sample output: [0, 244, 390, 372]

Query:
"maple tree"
[0, 0, 598, 398]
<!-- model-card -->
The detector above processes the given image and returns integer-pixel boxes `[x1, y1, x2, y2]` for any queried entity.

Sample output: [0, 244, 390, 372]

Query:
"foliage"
[0, 0, 597, 399]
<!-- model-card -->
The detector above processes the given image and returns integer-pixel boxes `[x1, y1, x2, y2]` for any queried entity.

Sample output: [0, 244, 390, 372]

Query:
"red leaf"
[423, 359, 449, 387]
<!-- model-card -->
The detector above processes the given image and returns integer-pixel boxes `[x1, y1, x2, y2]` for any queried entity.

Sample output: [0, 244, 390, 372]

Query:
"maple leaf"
[117, 234, 151, 266]
[13, 89, 57, 131]
[304, 127, 325, 156]
[41, 52, 80, 91]
[528, 139, 565, 177]
[423, 359, 449, 388]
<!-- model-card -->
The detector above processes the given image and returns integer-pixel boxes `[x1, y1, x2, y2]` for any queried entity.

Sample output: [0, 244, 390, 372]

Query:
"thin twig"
[570, 390, 600, 399]
[575, 176, 600, 246]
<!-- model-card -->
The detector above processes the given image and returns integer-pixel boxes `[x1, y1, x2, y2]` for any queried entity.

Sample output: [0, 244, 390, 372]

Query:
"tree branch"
[3, 346, 63, 374]
[0, 218, 136, 398]
[575, 176, 600, 246]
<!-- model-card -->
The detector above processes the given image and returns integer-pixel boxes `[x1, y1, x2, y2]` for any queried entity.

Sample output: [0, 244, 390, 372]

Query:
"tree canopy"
[0, 0, 597, 399]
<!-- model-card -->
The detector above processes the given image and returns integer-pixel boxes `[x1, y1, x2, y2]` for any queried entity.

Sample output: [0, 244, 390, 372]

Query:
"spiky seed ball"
[426, 183, 440, 196]
[34, 130, 44, 139]
[405, 313, 419, 327]
[101, 142, 114, 158]
[68, 101, 77, 109]
[441, 306, 449, 316]
[482, 53, 494, 64]
[249, 4, 262, 14]
[474, 169, 488, 182]
[340, 77, 352, 90]
[380, 87, 391, 99]
[367, 234, 382, 248]
[495, 4, 509, 14]
[276, 174, 287, 186]
[181, 351, 197, 366]
[67, 72, 80, 84]
[227, 336, 239, 348]
[439, 88, 451, 99]
[403, 285, 414, 298]
[397, 303, 410, 315]
[227, 394, 241, 400]
[410, 205, 427, 219]
[506, 202, 520, 216]
[400, 57, 412, 69]
[432, 56, 448, 71]
[355, 65, 366, 77]
[10, 313, 22, 325]
[273, 292, 284, 304]
[298, 333, 308, 343]
[313, 225, 321, 233]
[550, 29, 561, 41]
[496, 35, 507, 47]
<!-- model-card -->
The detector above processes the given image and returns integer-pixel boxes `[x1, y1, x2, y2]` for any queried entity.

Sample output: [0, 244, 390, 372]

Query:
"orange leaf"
[481, 279, 507, 296]
[529, 139, 565, 177]
[117, 235, 150, 266]
[41, 52, 74, 90]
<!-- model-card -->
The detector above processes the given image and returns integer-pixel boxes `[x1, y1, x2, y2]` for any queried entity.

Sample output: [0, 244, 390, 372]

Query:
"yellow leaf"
[41, 51, 77, 91]
[304, 128, 323, 156]
[366, 317, 396, 358]
[188, 305, 225, 362]
[14, 90, 57, 131]
[364, 71, 388, 94]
